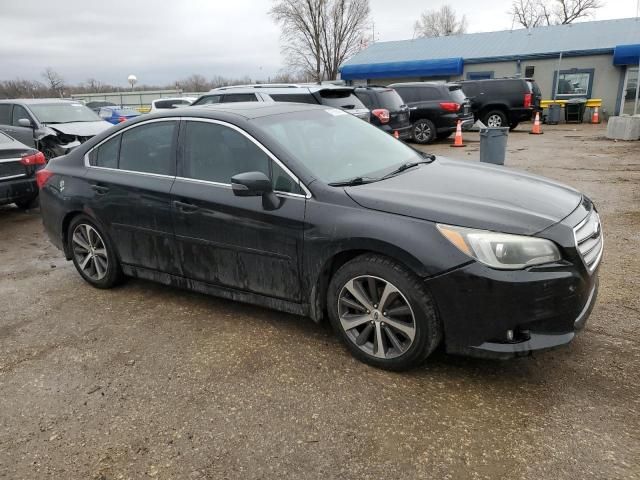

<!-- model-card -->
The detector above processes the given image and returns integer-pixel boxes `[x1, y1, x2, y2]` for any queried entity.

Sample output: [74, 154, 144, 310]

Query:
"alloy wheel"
[337, 275, 416, 360]
[487, 114, 503, 127]
[72, 224, 109, 281]
[414, 122, 431, 142]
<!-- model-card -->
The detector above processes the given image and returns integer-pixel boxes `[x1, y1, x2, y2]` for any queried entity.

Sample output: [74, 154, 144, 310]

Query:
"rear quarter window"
[270, 93, 318, 104]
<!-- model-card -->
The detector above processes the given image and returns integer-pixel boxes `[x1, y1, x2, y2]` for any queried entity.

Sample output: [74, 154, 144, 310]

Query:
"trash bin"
[479, 127, 509, 165]
[547, 104, 561, 125]
[565, 98, 587, 123]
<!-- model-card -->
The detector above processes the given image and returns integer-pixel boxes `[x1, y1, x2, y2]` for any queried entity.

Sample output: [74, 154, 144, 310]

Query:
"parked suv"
[192, 84, 371, 122]
[354, 86, 411, 139]
[388, 82, 474, 144]
[459, 78, 542, 130]
[0, 99, 112, 160]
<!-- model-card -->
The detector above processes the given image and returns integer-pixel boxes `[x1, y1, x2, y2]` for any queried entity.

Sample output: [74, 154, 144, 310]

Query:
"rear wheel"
[483, 110, 507, 128]
[412, 119, 436, 144]
[68, 215, 123, 289]
[327, 254, 442, 371]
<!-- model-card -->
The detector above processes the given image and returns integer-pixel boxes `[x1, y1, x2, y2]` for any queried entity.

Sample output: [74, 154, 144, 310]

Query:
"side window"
[271, 161, 303, 195]
[182, 121, 270, 184]
[222, 93, 258, 103]
[417, 87, 440, 101]
[89, 135, 120, 169]
[394, 87, 416, 103]
[270, 93, 318, 104]
[0, 104, 12, 125]
[194, 95, 222, 105]
[11, 105, 31, 126]
[119, 121, 177, 175]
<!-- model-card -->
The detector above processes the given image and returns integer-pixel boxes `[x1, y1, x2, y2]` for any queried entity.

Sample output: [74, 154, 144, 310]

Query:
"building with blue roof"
[340, 18, 640, 116]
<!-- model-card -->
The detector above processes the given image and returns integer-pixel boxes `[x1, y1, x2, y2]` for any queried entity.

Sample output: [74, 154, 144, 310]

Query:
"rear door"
[0, 104, 36, 147]
[85, 119, 181, 274]
[171, 118, 306, 301]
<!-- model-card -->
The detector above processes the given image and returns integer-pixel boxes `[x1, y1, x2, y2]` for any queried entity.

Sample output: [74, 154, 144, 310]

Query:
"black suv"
[354, 86, 411, 139]
[459, 78, 542, 130]
[388, 82, 474, 144]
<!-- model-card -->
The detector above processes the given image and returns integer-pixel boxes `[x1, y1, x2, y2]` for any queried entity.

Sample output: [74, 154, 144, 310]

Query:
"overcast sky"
[0, 0, 637, 86]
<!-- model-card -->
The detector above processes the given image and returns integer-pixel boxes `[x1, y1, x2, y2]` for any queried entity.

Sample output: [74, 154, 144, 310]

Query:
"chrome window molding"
[0, 174, 26, 181]
[83, 116, 312, 199]
[0, 158, 23, 164]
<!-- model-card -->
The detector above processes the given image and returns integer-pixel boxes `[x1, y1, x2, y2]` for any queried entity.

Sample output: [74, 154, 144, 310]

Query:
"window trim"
[84, 117, 312, 199]
[553, 68, 595, 99]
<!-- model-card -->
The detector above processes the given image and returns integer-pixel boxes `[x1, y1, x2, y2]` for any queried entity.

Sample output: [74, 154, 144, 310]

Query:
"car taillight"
[20, 151, 46, 166]
[440, 102, 460, 112]
[524, 93, 532, 108]
[118, 116, 127, 123]
[371, 108, 390, 124]
[36, 168, 54, 189]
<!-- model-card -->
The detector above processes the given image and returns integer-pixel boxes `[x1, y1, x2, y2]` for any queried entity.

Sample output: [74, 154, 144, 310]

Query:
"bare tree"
[179, 74, 211, 92]
[510, 0, 603, 28]
[42, 67, 65, 97]
[414, 5, 467, 38]
[270, 0, 370, 81]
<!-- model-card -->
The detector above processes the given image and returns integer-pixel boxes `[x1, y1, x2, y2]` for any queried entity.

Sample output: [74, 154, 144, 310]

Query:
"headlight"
[437, 224, 561, 270]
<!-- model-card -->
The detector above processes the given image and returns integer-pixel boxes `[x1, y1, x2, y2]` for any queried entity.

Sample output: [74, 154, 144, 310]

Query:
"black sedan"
[0, 131, 46, 209]
[37, 103, 602, 370]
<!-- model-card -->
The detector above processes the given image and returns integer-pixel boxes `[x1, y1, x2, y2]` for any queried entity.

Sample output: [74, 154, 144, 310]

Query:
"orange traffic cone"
[393, 130, 399, 139]
[450, 120, 466, 147]
[530, 111, 543, 135]
[591, 106, 600, 124]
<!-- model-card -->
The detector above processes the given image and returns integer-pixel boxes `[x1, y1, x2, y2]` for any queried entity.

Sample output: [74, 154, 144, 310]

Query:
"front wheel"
[327, 254, 442, 371]
[412, 119, 436, 144]
[67, 215, 124, 289]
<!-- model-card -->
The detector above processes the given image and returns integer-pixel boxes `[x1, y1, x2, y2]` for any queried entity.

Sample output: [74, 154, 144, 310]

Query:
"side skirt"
[121, 264, 309, 317]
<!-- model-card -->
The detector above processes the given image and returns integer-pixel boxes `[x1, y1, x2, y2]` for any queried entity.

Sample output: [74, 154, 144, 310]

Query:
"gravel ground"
[1, 124, 639, 479]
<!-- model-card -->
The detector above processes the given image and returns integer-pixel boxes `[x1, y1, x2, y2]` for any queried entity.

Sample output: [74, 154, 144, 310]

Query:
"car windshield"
[256, 109, 423, 184]
[29, 103, 101, 123]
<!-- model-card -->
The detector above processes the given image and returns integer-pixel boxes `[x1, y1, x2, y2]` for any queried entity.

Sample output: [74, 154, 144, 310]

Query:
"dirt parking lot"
[1, 124, 639, 479]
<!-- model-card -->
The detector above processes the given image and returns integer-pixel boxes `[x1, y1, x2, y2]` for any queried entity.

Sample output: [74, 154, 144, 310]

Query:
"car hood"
[344, 157, 582, 235]
[44, 121, 112, 137]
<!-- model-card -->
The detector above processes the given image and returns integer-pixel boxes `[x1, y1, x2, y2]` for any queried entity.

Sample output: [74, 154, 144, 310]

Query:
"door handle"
[173, 200, 199, 213]
[90, 184, 109, 195]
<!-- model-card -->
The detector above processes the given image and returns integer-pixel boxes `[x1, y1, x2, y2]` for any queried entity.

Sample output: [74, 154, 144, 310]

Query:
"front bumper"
[427, 259, 599, 359]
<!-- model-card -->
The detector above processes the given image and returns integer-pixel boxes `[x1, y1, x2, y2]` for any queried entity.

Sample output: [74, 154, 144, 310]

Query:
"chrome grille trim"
[573, 209, 603, 273]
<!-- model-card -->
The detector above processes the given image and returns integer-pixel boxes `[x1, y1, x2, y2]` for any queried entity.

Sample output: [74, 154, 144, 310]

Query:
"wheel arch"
[308, 240, 428, 323]
[61, 209, 114, 261]
[479, 104, 509, 117]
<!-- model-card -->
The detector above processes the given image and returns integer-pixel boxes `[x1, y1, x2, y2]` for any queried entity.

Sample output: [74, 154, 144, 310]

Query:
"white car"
[149, 97, 197, 113]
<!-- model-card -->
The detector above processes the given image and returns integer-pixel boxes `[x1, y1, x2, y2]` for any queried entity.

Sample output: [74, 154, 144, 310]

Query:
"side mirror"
[231, 171, 281, 210]
[18, 118, 33, 128]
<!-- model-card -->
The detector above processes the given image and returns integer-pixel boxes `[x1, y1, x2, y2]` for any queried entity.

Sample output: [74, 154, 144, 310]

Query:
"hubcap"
[338, 275, 416, 360]
[487, 114, 503, 127]
[414, 122, 430, 142]
[72, 224, 109, 281]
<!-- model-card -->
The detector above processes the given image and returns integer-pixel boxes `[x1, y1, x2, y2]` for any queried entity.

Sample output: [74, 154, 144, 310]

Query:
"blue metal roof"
[342, 17, 640, 76]
[341, 58, 463, 80]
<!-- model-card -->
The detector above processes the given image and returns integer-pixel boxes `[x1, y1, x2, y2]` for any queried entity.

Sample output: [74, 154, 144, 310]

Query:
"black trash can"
[547, 103, 561, 125]
[479, 127, 509, 165]
[565, 98, 587, 123]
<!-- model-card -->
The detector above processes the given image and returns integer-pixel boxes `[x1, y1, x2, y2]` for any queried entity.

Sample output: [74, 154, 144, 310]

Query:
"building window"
[554, 68, 594, 98]
[466, 71, 494, 80]
[524, 66, 535, 78]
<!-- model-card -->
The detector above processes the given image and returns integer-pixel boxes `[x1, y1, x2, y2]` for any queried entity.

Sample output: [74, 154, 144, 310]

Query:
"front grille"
[0, 160, 26, 181]
[573, 209, 603, 273]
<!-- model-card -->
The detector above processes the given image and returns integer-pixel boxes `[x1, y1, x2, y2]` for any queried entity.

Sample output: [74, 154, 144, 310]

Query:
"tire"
[327, 253, 442, 371]
[67, 215, 124, 289]
[509, 122, 519, 131]
[412, 119, 436, 144]
[14, 194, 39, 210]
[483, 110, 508, 128]
[436, 131, 453, 140]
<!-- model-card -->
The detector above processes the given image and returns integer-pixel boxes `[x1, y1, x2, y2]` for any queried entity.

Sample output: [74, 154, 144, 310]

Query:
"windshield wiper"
[378, 158, 435, 181]
[328, 176, 376, 187]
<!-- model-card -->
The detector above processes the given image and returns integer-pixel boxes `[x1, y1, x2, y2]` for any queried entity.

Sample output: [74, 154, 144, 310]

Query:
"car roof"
[206, 83, 354, 94]
[172, 101, 328, 120]
[0, 98, 79, 105]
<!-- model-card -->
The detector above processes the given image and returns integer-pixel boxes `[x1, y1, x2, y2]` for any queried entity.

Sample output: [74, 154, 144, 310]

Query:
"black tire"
[412, 119, 436, 144]
[67, 215, 124, 289]
[327, 253, 442, 371]
[436, 131, 453, 140]
[14, 194, 39, 210]
[482, 110, 508, 128]
[509, 122, 519, 131]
